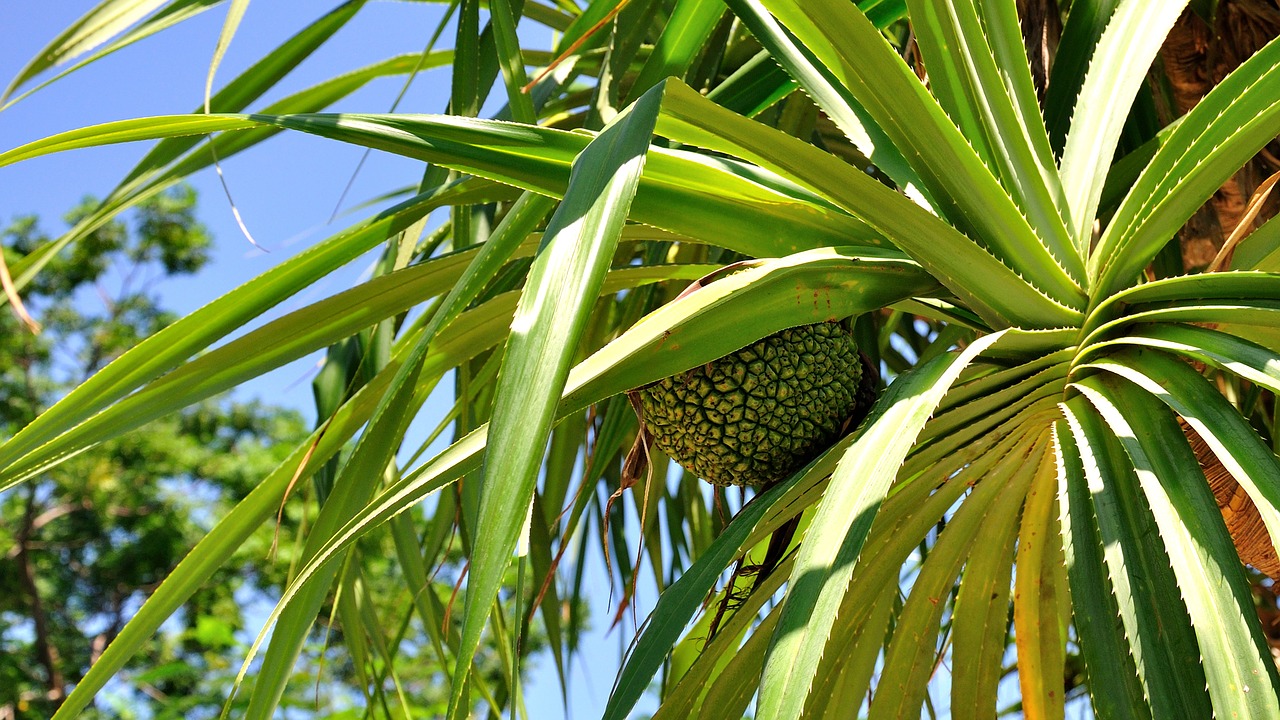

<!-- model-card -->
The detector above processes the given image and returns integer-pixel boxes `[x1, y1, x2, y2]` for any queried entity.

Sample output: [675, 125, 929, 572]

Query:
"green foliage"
[5, 1, 1280, 718]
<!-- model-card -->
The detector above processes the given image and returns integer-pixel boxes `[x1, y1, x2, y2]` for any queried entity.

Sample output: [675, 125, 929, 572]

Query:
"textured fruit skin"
[636, 322, 865, 487]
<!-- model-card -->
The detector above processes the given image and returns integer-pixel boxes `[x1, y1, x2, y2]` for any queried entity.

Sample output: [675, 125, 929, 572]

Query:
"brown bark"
[1017, 0, 1062, 102]
[1183, 420, 1280, 578]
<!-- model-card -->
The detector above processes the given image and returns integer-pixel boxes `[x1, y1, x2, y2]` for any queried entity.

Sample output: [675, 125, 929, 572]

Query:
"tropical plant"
[4, 0, 1280, 718]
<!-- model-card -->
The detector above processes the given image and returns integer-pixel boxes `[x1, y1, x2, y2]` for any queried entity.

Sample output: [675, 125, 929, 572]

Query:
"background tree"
[0, 189, 528, 719]
[0, 187, 310, 718]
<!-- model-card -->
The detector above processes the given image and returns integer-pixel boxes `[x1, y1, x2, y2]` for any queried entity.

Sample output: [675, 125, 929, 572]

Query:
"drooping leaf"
[1088, 348, 1280, 561]
[868, 431, 1044, 720]
[1054, 419, 1154, 720]
[1062, 397, 1211, 718]
[1075, 375, 1280, 718]
[242, 194, 555, 719]
[1013, 434, 1067, 720]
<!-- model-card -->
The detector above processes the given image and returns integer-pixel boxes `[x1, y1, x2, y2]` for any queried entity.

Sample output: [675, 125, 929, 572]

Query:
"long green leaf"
[1, 0, 224, 110]
[1043, 0, 1120, 151]
[950, 438, 1046, 720]
[0, 115, 262, 164]
[10, 48, 456, 293]
[251, 111, 877, 256]
[243, 194, 555, 719]
[0, 110, 879, 257]
[1062, 397, 1211, 718]
[906, 0, 1071, 249]
[1080, 271, 1280, 342]
[723, 0, 924, 197]
[3, 0, 170, 102]
[261, 246, 938, 720]
[447, 86, 663, 718]
[1054, 419, 1154, 720]
[1091, 324, 1280, 395]
[1076, 375, 1280, 717]
[757, 331, 1006, 720]
[870, 431, 1044, 719]
[1058, 0, 1188, 252]
[1013, 437, 1066, 720]
[205, 0, 252, 110]
[1088, 348, 1280, 562]
[628, 0, 725, 100]
[1083, 307, 1280, 354]
[562, 248, 938, 412]
[0, 180, 503, 488]
[488, 0, 535, 123]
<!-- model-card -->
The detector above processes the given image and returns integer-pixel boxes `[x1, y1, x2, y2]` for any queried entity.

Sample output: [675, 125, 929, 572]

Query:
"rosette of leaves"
[5, 0, 1280, 718]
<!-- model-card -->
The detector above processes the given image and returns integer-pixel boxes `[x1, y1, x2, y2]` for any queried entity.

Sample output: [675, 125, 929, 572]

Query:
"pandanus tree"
[5, 0, 1280, 717]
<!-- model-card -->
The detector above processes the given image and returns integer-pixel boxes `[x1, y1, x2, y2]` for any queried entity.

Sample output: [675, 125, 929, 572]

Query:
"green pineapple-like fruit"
[635, 322, 873, 487]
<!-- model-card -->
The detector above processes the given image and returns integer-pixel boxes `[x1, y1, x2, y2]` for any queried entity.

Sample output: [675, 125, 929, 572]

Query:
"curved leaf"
[0, 180, 495, 488]
[1091, 324, 1280, 395]
[869, 429, 1045, 719]
[2, 0, 224, 110]
[242, 193, 555, 718]
[0, 110, 880, 258]
[4, 0, 172, 102]
[950, 435, 1050, 720]
[1088, 348, 1280, 566]
[9, 49, 458, 292]
[1054, 419, 1154, 720]
[722, 0, 923, 196]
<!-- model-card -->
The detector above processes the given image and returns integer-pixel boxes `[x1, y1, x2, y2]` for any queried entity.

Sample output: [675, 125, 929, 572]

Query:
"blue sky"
[0, 4, 660, 718]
